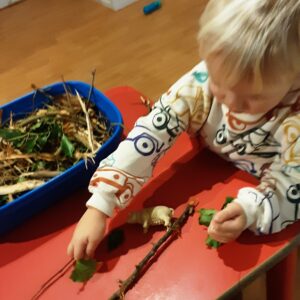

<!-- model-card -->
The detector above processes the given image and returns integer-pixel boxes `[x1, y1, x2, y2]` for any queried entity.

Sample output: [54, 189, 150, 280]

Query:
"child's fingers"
[208, 225, 232, 243]
[73, 239, 88, 261]
[67, 242, 74, 257]
[213, 204, 239, 223]
[85, 240, 98, 258]
[217, 218, 242, 233]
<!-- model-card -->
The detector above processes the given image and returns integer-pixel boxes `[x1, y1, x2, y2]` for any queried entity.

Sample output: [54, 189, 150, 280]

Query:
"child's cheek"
[209, 82, 223, 102]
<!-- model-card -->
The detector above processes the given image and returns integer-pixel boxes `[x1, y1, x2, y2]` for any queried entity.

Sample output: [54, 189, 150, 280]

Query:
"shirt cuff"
[86, 192, 116, 217]
[234, 187, 265, 230]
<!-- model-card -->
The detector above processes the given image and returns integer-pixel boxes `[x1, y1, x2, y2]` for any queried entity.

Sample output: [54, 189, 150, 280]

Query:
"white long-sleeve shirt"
[87, 61, 300, 235]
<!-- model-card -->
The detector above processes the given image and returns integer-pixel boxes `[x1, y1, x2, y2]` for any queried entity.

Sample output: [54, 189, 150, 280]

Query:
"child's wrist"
[234, 187, 263, 229]
[86, 192, 116, 217]
[87, 206, 109, 219]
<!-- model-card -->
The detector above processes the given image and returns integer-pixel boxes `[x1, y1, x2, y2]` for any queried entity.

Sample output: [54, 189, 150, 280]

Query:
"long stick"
[109, 200, 196, 300]
[31, 258, 74, 300]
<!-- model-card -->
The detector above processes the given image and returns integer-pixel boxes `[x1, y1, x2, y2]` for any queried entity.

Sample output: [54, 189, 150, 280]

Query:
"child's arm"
[68, 62, 212, 259]
[86, 63, 211, 217]
[235, 115, 300, 235]
[209, 115, 300, 242]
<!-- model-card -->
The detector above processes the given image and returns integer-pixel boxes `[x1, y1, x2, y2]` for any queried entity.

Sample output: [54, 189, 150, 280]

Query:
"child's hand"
[67, 207, 107, 260]
[208, 202, 246, 243]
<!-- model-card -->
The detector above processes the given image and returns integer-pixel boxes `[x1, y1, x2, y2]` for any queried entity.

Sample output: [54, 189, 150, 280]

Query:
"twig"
[109, 200, 196, 300]
[61, 76, 71, 103]
[0, 179, 45, 195]
[75, 90, 95, 153]
[31, 258, 74, 300]
[0, 153, 59, 162]
[140, 96, 152, 112]
[16, 110, 70, 127]
[31, 84, 54, 101]
[74, 132, 100, 151]
[21, 170, 62, 178]
[87, 69, 96, 103]
[61, 76, 76, 118]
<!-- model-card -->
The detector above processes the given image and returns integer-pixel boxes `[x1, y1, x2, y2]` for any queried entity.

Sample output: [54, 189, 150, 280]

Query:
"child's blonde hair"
[198, 0, 300, 89]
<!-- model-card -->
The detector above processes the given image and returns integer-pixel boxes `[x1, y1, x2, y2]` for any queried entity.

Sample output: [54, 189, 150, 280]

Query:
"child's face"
[206, 57, 293, 115]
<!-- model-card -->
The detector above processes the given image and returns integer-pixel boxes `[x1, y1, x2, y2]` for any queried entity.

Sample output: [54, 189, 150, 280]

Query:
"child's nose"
[223, 93, 247, 112]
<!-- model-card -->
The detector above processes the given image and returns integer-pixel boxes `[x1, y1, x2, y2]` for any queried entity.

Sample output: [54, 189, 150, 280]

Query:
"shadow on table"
[0, 187, 88, 267]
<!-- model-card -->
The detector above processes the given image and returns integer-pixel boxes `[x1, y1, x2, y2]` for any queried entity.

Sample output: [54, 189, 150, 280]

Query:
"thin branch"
[21, 170, 62, 178]
[30, 258, 74, 300]
[16, 109, 70, 127]
[0, 179, 45, 195]
[75, 90, 95, 153]
[0, 153, 59, 162]
[87, 69, 96, 102]
[140, 96, 152, 112]
[109, 200, 197, 300]
[31, 84, 54, 101]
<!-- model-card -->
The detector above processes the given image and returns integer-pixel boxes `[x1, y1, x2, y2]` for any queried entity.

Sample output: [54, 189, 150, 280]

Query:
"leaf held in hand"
[70, 259, 98, 282]
[205, 235, 221, 248]
[199, 196, 234, 249]
[221, 196, 234, 210]
[198, 208, 216, 227]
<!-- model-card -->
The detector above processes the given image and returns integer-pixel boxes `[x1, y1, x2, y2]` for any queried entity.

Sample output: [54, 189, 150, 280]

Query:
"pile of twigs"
[0, 84, 112, 206]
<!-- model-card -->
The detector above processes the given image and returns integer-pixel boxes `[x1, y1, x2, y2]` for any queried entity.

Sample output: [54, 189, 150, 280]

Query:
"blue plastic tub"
[0, 81, 123, 235]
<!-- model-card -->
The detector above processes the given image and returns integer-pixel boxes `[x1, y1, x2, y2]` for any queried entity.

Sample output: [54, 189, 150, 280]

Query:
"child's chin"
[231, 109, 266, 115]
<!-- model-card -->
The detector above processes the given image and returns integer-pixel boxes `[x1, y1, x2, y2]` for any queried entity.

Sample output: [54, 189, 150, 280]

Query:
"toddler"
[68, 0, 300, 260]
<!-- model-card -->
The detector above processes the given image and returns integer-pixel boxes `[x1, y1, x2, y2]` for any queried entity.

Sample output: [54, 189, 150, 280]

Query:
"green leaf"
[30, 121, 43, 131]
[221, 196, 234, 210]
[199, 196, 235, 250]
[0, 195, 8, 207]
[17, 177, 26, 183]
[70, 259, 98, 282]
[198, 209, 216, 227]
[60, 134, 74, 157]
[31, 160, 46, 171]
[205, 235, 222, 248]
[23, 134, 38, 153]
[0, 128, 25, 142]
[35, 132, 50, 151]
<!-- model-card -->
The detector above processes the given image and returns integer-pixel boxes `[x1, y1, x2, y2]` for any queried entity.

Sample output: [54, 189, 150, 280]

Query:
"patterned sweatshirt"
[87, 61, 300, 235]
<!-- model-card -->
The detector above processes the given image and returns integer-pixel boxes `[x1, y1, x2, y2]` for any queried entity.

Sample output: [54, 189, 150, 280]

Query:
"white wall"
[0, 0, 22, 9]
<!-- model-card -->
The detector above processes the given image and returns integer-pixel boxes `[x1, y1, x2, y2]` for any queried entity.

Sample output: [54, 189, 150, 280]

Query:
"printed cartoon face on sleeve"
[126, 130, 165, 156]
[151, 98, 186, 142]
[287, 184, 300, 220]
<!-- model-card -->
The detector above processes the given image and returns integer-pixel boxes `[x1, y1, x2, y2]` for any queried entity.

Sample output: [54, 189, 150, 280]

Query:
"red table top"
[1, 86, 300, 300]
